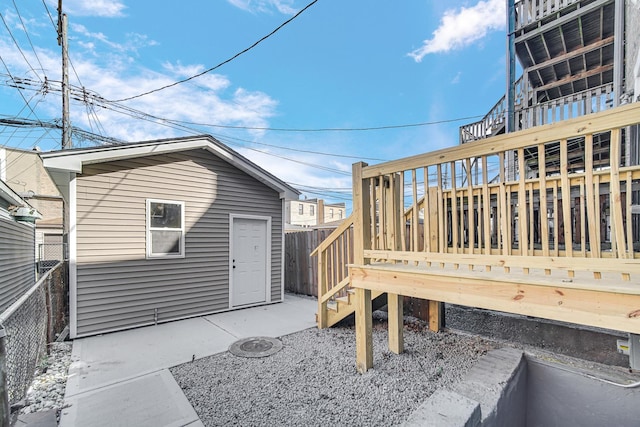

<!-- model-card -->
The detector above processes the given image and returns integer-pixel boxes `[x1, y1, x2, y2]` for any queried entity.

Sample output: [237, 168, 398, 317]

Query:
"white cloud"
[451, 71, 462, 84]
[54, 0, 127, 17]
[0, 25, 280, 144]
[71, 24, 156, 55]
[226, 0, 298, 14]
[408, 0, 505, 61]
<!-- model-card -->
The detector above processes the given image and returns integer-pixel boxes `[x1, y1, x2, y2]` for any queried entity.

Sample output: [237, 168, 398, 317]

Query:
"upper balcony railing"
[515, 0, 581, 30]
[461, 82, 615, 144]
[459, 77, 525, 144]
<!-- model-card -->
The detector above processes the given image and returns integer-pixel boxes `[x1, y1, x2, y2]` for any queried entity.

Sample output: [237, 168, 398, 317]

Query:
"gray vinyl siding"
[75, 149, 283, 336]
[0, 215, 35, 313]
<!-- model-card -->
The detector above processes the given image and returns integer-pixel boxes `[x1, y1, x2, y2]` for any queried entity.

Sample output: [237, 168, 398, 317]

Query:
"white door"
[231, 216, 269, 307]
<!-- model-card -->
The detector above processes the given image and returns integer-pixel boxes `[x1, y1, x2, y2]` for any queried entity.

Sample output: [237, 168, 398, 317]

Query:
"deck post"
[355, 287, 373, 373]
[352, 161, 373, 372]
[317, 249, 328, 329]
[428, 300, 443, 332]
[388, 293, 404, 354]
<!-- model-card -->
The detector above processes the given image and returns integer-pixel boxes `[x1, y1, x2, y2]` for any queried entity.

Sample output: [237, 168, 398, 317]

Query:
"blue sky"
[1, 0, 509, 210]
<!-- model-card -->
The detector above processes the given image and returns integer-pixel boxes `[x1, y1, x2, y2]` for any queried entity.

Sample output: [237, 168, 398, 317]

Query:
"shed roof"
[41, 135, 300, 200]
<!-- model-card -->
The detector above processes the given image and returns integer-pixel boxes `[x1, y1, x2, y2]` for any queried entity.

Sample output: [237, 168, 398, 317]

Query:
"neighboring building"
[0, 147, 64, 261]
[41, 135, 300, 338]
[285, 198, 346, 227]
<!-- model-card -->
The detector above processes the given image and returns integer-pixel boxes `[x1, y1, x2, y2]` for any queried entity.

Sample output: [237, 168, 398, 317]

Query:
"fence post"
[317, 245, 328, 329]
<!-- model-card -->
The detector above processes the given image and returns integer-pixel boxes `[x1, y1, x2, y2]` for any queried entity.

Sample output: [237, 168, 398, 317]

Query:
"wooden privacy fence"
[284, 227, 339, 297]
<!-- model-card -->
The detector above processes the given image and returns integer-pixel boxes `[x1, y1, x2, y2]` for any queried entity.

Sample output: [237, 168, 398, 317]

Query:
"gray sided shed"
[42, 136, 299, 338]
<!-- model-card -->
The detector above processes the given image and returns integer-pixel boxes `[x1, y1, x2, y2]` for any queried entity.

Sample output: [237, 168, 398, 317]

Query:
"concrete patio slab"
[65, 316, 237, 396]
[204, 294, 317, 339]
[59, 370, 203, 427]
[59, 294, 316, 427]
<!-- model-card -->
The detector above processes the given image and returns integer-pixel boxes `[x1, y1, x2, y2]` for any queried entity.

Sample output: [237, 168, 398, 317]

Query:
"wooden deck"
[312, 102, 640, 373]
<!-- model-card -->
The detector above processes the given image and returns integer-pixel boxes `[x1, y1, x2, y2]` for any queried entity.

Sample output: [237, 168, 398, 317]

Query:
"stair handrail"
[459, 76, 524, 143]
[311, 213, 354, 328]
[310, 213, 354, 257]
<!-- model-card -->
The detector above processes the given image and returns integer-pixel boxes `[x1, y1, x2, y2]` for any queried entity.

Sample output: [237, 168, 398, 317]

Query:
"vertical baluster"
[437, 164, 445, 253]
[378, 174, 386, 250]
[411, 169, 419, 256]
[423, 167, 431, 253]
[585, 134, 600, 258]
[399, 172, 406, 253]
[528, 182, 535, 254]
[538, 144, 550, 259]
[499, 152, 508, 255]
[451, 161, 459, 254]
[482, 156, 491, 258]
[553, 181, 559, 257]
[466, 158, 475, 255]
[594, 174, 602, 257]
[388, 172, 395, 252]
[369, 178, 376, 251]
[518, 148, 528, 255]
[609, 128, 627, 259]
[560, 139, 573, 257]
[580, 178, 586, 257]
[626, 172, 635, 259]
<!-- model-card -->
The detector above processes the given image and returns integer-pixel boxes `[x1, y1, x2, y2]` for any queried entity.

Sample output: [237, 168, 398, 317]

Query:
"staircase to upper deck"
[461, 0, 618, 143]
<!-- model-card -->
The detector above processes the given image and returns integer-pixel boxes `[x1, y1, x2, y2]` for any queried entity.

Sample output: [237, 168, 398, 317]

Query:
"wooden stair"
[323, 288, 385, 328]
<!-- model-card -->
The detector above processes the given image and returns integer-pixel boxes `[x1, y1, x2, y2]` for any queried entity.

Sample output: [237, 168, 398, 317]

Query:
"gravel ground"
[171, 313, 499, 427]
[18, 342, 72, 420]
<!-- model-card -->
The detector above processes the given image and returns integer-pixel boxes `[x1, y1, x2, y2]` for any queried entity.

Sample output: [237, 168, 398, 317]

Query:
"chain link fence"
[0, 262, 68, 409]
[38, 243, 67, 277]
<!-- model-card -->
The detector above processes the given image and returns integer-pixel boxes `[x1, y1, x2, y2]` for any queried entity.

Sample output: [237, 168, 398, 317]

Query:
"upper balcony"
[461, 0, 616, 144]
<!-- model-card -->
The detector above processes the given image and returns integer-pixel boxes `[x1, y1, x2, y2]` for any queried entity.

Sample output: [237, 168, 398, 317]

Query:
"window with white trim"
[298, 204, 304, 215]
[146, 199, 185, 258]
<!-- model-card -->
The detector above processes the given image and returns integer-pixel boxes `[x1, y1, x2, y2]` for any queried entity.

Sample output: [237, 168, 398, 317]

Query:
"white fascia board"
[0, 180, 28, 207]
[41, 139, 210, 173]
[41, 155, 83, 173]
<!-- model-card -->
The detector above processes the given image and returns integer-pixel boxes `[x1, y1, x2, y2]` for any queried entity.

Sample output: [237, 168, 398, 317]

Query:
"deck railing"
[515, 0, 581, 30]
[460, 82, 615, 143]
[355, 103, 640, 277]
[517, 84, 615, 130]
[310, 215, 354, 328]
[459, 77, 524, 144]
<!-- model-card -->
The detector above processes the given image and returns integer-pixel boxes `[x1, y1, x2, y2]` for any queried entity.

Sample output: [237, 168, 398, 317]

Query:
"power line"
[0, 76, 486, 136]
[0, 12, 42, 82]
[41, 0, 57, 31]
[109, 0, 319, 103]
[172, 115, 486, 132]
[12, 0, 46, 76]
[209, 132, 389, 162]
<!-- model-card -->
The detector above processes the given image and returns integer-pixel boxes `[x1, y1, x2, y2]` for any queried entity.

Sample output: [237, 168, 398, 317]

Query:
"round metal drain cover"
[228, 337, 283, 358]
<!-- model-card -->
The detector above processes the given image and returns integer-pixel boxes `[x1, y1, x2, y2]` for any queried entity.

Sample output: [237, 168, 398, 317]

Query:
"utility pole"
[58, 0, 71, 149]
[505, 0, 515, 134]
